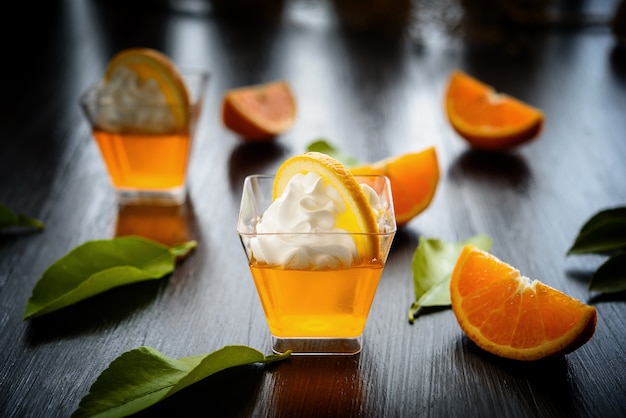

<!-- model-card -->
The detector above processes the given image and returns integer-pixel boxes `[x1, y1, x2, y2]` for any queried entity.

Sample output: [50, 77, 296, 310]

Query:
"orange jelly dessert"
[249, 264, 384, 338]
[237, 152, 397, 354]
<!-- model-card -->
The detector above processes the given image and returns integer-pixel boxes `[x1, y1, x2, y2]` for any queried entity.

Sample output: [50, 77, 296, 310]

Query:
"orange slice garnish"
[350, 146, 440, 226]
[221, 80, 296, 141]
[273, 152, 380, 260]
[104, 48, 190, 130]
[450, 245, 597, 361]
[445, 70, 544, 150]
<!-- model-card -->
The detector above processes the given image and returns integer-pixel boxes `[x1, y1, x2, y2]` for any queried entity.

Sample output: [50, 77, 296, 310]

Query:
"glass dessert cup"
[80, 71, 209, 206]
[237, 174, 397, 355]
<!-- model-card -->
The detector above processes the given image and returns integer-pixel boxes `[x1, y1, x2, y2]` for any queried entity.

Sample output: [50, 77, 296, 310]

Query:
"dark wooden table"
[2, 1, 625, 416]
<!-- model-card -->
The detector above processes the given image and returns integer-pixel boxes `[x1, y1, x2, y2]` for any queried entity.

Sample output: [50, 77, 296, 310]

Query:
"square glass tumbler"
[80, 70, 209, 206]
[237, 174, 397, 355]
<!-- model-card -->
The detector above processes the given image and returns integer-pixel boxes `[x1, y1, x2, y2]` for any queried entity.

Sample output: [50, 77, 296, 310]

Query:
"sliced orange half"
[445, 70, 544, 150]
[274, 152, 380, 260]
[105, 48, 190, 129]
[450, 245, 597, 361]
[350, 146, 439, 226]
[221, 80, 296, 141]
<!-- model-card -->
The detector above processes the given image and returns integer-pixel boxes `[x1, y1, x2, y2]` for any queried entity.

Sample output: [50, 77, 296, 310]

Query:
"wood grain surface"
[1, 0, 625, 416]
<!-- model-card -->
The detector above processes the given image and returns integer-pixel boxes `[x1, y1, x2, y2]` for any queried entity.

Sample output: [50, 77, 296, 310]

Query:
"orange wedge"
[350, 147, 439, 226]
[450, 245, 597, 361]
[445, 70, 543, 150]
[221, 80, 296, 141]
[274, 152, 380, 260]
[105, 48, 190, 129]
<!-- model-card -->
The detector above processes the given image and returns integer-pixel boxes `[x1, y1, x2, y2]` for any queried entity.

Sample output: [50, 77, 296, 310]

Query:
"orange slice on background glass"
[445, 70, 544, 150]
[450, 245, 597, 361]
[350, 146, 439, 226]
[104, 48, 190, 129]
[221, 80, 296, 141]
[273, 152, 381, 260]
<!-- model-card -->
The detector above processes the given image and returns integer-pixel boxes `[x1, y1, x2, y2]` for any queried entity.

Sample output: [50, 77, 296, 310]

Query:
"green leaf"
[408, 235, 492, 323]
[23, 236, 196, 319]
[305, 139, 362, 167]
[589, 250, 626, 293]
[0, 204, 44, 231]
[72, 345, 290, 418]
[567, 207, 626, 255]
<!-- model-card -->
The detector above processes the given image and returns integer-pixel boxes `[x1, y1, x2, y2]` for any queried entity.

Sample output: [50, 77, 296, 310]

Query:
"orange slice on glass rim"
[445, 70, 543, 150]
[104, 48, 190, 129]
[450, 245, 597, 361]
[273, 152, 381, 260]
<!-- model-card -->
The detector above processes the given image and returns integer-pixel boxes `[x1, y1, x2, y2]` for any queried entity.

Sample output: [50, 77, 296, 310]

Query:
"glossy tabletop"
[1, 0, 626, 416]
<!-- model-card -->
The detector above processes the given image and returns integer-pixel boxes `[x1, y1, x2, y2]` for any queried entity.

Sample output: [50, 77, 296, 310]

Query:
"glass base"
[271, 335, 363, 356]
[115, 186, 186, 206]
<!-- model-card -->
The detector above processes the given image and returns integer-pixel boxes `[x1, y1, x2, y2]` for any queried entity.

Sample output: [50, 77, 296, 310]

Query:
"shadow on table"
[609, 43, 626, 86]
[448, 149, 532, 193]
[564, 265, 599, 288]
[453, 335, 576, 416]
[565, 259, 626, 303]
[227, 141, 287, 196]
[588, 290, 626, 304]
[386, 226, 420, 263]
[568, 265, 626, 303]
[25, 279, 166, 346]
[133, 355, 366, 417]
[133, 362, 268, 417]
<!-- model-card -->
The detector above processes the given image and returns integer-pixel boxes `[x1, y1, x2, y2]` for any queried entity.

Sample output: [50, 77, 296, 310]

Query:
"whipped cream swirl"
[250, 172, 382, 269]
[92, 66, 177, 133]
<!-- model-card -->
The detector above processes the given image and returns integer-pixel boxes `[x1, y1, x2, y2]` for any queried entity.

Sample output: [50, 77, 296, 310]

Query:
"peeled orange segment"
[445, 70, 544, 150]
[350, 146, 439, 226]
[273, 152, 380, 260]
[105, 48, 190, 130]
[450, 245, 597, 361]
[221, 80, 296, 141]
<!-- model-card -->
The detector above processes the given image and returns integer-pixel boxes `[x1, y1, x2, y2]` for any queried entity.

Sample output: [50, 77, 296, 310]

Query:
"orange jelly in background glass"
[92, 130, 190, 190]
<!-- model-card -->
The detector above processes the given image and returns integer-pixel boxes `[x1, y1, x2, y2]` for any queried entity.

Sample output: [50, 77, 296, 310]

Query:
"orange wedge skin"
[450, 245, 597, 361]
[222, 80, 296, 141]
[350, 146, 439, 226]
[105, 48, 190, 129]
[445, 70, 544, 151]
